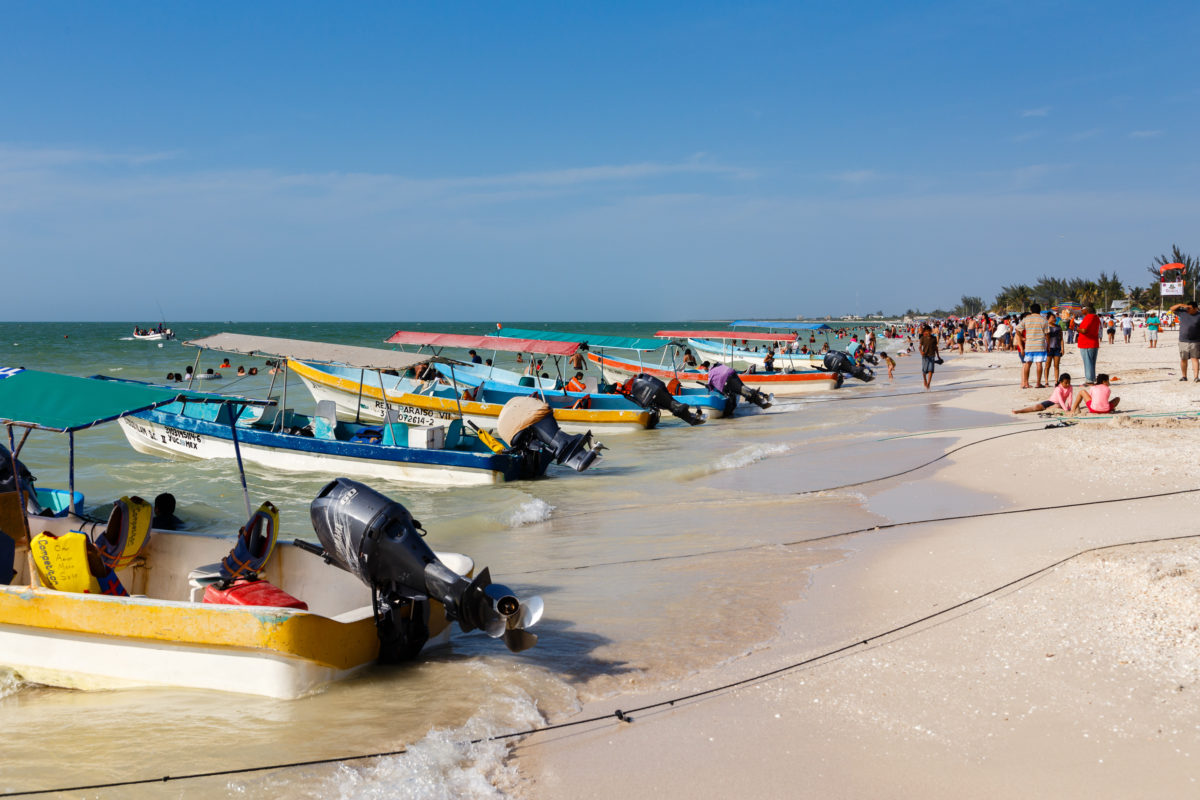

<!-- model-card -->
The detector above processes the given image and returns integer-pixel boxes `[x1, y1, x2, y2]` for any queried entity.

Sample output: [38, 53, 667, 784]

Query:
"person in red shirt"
[1076, 305, 1101, 384]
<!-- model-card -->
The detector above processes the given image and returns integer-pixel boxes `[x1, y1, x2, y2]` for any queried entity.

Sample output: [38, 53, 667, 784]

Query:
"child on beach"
[1013, 373, 1072, 414]
[879, 351, 896, 380]
[1071, 373, 1119, 414]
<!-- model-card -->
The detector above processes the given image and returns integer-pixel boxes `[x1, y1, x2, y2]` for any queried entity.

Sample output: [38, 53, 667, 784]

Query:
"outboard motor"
[823, 351, 875, 383]
[628, 374, 705, 426]
[311, 478, 543, 661]
[706, 364, 772, 412]
[497, 397, 603, 472]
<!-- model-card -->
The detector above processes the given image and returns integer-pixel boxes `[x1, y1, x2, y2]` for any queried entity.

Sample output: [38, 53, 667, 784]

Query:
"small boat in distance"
[132, 324, 174, 341]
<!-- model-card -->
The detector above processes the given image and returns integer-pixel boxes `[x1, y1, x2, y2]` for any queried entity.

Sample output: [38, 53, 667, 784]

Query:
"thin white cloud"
[1129, 130, 1163, 139]
[1066, 128, 1101, 142]
[831, 169, 879, 184]
[1021, 106, 1051, 117]
[0, 144, 178, 170]
[1012, 131, 1042, 143]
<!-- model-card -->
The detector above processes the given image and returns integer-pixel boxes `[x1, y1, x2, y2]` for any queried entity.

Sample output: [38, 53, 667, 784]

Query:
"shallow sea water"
[0, 321, 992, 799]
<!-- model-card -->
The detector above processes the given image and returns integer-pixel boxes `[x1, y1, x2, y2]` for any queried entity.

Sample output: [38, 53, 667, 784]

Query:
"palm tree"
[1096, 271, 1124, 311]
[995, 284, 1033, 312]
[1068, 278, 1100, 308]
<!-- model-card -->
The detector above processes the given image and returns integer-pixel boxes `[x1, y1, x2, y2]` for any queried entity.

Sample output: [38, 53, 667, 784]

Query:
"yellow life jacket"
[31, 531, 102, 594]
[95, 495, 153, 570]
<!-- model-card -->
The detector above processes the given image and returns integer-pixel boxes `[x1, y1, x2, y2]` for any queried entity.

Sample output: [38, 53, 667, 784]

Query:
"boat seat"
[444, 419, 464, 449]
[187, 562, 223, 602]
[381, 410, 406, 446]
[311, 400, 338, 440]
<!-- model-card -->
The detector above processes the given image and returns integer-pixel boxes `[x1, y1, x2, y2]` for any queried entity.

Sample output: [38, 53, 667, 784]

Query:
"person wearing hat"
[1169, 300, 1200, 381]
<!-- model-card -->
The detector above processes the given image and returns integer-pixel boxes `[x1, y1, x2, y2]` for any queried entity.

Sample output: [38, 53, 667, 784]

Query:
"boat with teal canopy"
[0, 366, 544, 700]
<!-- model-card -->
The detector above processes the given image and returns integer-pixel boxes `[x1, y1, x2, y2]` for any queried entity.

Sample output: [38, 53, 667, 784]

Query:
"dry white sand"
[511, 328, 1200, 798]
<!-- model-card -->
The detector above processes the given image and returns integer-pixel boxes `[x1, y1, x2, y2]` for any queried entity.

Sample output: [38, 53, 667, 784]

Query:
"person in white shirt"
[994, 321, 1010, 350]
[1121, 315, 1133, 343]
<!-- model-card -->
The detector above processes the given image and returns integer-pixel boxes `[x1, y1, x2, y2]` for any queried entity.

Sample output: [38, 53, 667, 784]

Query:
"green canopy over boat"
[0, 368, 258, 433]
[488, 327, 665, 352]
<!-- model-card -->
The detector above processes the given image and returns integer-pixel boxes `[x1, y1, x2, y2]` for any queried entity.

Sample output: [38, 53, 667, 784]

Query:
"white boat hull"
[118, 416, 505, 486]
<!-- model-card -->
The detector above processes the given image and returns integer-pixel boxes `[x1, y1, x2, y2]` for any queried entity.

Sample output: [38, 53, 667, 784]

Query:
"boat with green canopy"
[0, 367, 543, 698]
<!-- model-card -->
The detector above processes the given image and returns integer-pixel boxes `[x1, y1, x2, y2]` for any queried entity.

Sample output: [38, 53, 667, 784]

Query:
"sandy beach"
[513, 328, 1200, 798]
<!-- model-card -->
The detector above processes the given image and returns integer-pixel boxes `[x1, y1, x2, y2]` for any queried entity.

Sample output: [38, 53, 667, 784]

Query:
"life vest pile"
[31, 495, 153, 596]
[203, 500, 306, 609]
[217, 501, 279, 583]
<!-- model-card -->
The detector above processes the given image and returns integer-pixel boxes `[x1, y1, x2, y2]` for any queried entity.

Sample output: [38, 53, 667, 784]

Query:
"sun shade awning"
[656, 330, 798, 342]
[185, 333, 430, 372]
[385, 330, 579, 357]
[730, 321, 835, 331]
[0, 368, 196, 432]
[489, 327, 665, 352]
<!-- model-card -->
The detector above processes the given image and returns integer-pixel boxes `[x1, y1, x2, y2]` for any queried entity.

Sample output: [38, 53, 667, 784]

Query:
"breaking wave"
[501, 498, 555, 527]
[293, 690, 546, 800]
[710, 442, 792, 472]
[0, 669, 22, 700]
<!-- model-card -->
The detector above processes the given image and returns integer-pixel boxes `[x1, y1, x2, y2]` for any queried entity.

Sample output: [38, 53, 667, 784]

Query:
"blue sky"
[2, 1, 1197, 320]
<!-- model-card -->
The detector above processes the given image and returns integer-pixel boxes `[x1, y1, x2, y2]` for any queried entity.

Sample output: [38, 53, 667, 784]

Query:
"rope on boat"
[6, 525, 1200, 797]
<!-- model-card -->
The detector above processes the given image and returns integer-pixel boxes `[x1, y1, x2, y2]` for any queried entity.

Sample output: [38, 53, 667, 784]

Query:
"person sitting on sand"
[1013, 374, 1073, 414]
[1071, 373, 1119, 414]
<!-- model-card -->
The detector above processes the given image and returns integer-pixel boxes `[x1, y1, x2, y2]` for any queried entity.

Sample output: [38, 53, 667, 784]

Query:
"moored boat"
[586, 350, 843, 394]
[0, 368, 543, 698]
[116, 334, 563, 485]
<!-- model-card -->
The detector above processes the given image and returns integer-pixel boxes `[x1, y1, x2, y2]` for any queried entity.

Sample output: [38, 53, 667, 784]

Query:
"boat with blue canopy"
[117, 333, 561, 486]
[291, 332, 652, 434]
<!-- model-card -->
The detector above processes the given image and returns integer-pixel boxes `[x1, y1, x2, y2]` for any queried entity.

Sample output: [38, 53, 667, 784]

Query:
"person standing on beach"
[1147, 312, 1160, 349]
[918, 324, 938, 390]
[1121, 314, 1134, 344]
[1044, 311, 1063, 384]
[1169, 300, 1200, 381]
[1076, 305, 1101, 384]
[1016, 303, 1051, 388]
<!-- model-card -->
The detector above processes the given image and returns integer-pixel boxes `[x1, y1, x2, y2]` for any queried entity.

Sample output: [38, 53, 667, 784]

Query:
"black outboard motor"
[823, 351, 875, 383]
[497, 397, 603, 472]
[311, 478, 542, 661]
[706, 364, 772, 412]
[628, 374, 705, 426]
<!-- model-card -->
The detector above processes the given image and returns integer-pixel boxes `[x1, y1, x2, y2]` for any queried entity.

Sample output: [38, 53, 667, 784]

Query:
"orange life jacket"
[566, 378, 586, 392]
